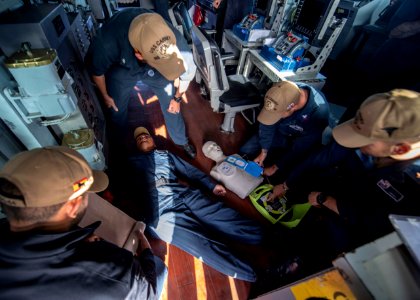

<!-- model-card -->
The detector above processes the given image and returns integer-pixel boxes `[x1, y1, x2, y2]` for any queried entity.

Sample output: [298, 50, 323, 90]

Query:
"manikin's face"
[136, 133, 156, 153]
[202, 141, 225, 162]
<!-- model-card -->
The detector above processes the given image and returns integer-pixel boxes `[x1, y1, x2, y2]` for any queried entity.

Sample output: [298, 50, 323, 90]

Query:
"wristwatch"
[316, 192, 328, 206]
[173, 96, 183, 103]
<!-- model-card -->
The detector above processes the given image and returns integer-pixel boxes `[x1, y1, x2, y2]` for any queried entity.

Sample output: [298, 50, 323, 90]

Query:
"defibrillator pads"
[225, 155, 263, 177]
[249, 184, 311, 228]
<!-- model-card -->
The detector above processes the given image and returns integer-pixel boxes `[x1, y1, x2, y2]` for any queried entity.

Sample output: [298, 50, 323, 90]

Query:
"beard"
[71, 206, 87, 228]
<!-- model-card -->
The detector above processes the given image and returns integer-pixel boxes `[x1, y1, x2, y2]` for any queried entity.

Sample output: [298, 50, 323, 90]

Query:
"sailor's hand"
[168, 100, 181, 114]
[85, 234, 102, 242]
[254, 150, 267, 166]
[268, 183, 287, 202]
[104, 95, 118, 112]
[213, 184, 226, 196]
[389, 20, 420, 39]
[213, 0, 222, 9]
[308, 191, 322, 208]
[135, 229, 151, 253]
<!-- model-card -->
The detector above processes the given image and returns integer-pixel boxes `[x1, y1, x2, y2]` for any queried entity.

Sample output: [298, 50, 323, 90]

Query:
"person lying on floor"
[127, 127, 266, 282]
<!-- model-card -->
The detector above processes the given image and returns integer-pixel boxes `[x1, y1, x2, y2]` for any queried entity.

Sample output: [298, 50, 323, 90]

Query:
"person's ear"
[134, 51, 144, 61]
[64, 196, 84, 219]
[391, 143, 411, 155]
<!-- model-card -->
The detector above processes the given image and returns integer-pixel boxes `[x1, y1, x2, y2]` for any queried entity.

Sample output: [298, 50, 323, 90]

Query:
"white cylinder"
[5, 49, 63, 97]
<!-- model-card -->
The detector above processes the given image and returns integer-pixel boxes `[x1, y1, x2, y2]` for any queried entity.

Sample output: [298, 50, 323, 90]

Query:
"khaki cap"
[332, 89, 420, 148]
[128, 13, 186, 81]
[257, 81, 301, 125]
[134, 126, 150, 139]
[0, 146, 108, 208]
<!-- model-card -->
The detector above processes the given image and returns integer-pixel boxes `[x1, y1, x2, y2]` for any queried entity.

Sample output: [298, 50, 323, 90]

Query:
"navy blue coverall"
[240, 82, 330, 179]
[128, 149, 265, 282]
[284, 141, 420, 252]
[0, 221, 167, 300]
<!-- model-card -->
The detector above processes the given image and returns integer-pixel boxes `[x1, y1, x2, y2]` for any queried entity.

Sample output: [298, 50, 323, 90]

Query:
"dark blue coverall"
[128, 149, 265, 282]
[240, 82, 330, 179]
[0, 221, 167, 300]
[284, 141, 420, 252]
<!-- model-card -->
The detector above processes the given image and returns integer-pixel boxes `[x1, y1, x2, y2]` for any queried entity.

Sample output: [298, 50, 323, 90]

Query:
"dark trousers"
[147, 188, 264, 282]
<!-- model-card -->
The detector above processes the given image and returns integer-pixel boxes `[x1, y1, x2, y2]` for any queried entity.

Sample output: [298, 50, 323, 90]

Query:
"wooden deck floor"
[111, 80, 271, 300]
[150, 238, 251, 300]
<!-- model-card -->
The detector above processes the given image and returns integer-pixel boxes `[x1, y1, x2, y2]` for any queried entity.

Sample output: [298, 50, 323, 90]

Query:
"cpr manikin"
[202, 141, 263, 199]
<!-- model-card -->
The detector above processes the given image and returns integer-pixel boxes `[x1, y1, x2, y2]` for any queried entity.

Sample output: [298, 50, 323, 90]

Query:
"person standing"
[86, 8, 197, 158]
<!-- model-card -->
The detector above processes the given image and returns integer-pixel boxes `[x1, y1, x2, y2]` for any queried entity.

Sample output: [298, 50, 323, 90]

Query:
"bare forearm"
[177, 80, 190, 94]
[174, 77, 190, 97]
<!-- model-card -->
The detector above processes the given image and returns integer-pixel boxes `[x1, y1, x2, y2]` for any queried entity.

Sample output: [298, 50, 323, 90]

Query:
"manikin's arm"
[169, 152, 216, 191]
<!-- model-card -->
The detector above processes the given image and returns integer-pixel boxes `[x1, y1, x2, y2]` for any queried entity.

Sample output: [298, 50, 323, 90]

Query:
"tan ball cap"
[0, 146, 108, 207]
[257, 81, 301, 125]
[332, 89, 420, 148]
[128, 13, 186, 81]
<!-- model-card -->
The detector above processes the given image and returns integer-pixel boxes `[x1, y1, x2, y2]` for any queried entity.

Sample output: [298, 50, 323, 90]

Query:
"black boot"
[183, 143, 196, 159]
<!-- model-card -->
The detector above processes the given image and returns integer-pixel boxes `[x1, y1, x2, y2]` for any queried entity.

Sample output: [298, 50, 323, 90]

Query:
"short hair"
[0, 178, 64, 222]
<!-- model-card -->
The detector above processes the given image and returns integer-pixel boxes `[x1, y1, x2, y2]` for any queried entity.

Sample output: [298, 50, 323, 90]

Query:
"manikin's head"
[134, 127, 156, 153]
[202, 141, 226, 163]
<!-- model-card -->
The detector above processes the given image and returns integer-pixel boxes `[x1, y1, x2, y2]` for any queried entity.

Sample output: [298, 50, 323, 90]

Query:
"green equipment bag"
[249, 184, 311, 228]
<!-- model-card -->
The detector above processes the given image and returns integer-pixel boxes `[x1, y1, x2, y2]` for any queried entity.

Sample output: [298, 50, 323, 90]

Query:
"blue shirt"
[285, 140, 419, 243]
[0, 221, 158, 300]
[128, 150, 216, 223]
[259, 82, 330, 170]
[86, 8, 196, 83]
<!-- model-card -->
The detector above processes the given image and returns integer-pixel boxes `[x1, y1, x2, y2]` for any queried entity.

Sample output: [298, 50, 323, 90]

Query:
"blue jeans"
[106, 66, 188, 146]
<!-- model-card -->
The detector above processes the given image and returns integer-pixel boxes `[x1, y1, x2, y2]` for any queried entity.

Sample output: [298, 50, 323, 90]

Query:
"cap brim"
[257, 109, 282, 125]
[148, 51, 186, 81]
[332, 119, 374, 148]
[134, 127, 150, 139]
[90, 170, 109, 193]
